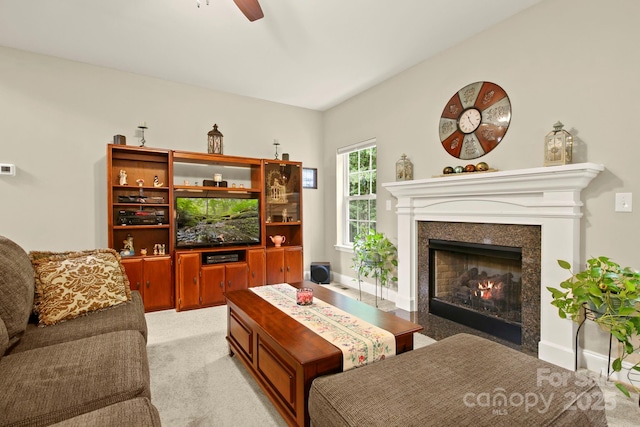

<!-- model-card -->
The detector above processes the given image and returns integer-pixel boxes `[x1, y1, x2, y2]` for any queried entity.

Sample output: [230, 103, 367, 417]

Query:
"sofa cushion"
[49, 397, 161, 427]
[308, 333, 608, 427]
[0, 330, 150, 427]
[30, 249, 131, 298]
[7, 291, 148, 354]
[0, 236, 35, 348]
[32, 249, 131, 325]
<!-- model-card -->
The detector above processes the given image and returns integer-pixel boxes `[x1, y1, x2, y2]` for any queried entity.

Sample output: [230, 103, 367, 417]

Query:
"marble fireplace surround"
[383, 163, 603, 369]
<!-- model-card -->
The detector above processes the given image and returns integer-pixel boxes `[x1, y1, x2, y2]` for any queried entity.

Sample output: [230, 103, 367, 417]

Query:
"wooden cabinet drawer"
[229, 309, 253, 361]
[257, 336, 296, 409]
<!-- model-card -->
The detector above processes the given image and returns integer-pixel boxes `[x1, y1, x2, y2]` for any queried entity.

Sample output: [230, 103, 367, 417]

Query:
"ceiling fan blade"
[233, 0, 264, 21]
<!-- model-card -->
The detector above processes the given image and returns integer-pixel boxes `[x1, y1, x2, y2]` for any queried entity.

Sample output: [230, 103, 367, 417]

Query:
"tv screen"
[175, 197, 260, 248]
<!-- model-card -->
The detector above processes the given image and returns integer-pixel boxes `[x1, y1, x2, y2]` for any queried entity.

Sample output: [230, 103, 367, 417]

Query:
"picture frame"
[302, 167, 317, 189]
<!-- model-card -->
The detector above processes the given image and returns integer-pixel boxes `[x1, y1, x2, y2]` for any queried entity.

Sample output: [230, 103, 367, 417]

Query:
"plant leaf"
[618, 306, 636, 316]
[615, 383, 631, 398]
[557, 259, 572, 270]
[612, 358, 623, 372]
[547, 287, 567, 298]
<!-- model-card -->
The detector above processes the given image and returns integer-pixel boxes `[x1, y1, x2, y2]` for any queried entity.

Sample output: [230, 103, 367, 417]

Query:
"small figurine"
[121, 234, 134, 256]
[119, 170, 128, 186]
[136, 178, 144, 187]
[153, 175, 163, 187]
[160, 244, 166, 255]
[140, 248, 147, 256]
[153, 244, 159, 256]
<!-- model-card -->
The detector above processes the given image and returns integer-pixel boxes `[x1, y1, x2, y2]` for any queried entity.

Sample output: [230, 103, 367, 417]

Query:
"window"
[336, 140, 376, 247]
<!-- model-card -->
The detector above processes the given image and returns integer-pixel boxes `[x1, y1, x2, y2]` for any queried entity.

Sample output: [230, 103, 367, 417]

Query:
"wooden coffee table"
[225, 281, 423, 427]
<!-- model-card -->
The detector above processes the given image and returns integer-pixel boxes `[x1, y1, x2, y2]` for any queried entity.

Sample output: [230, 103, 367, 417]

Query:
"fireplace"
[382, 163, 603, 369]
[418, 222, 540, 353]
[428, 239, 522, 344]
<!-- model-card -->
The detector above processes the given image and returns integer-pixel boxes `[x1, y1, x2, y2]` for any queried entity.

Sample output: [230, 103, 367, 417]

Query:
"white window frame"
[335, 138, 376, 252]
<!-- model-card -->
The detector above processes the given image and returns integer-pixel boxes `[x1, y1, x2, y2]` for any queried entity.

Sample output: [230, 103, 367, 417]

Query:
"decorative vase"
[270, 235, 286, 247]
[296, 288, 313, 305]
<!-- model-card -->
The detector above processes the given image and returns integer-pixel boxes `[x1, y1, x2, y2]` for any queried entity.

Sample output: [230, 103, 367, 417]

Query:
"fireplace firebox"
[428, 239, 522, 344]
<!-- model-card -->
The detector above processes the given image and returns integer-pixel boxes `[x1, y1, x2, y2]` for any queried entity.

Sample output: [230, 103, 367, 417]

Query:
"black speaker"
[310, 262, 330, 284]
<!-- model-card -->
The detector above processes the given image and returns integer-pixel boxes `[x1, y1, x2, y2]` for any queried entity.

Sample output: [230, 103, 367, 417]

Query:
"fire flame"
[477, 281, 494, 299]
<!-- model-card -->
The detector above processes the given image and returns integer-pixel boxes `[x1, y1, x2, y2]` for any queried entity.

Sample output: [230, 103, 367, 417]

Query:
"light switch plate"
[0, 163, 16, 176]
[615, 193, 632, 212]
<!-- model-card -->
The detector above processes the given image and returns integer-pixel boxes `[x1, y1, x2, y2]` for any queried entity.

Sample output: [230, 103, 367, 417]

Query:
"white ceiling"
[0, 0, 542, 111]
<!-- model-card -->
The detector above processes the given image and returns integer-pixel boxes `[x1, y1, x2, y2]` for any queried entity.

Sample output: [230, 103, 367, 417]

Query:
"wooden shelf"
[113, 225, 170, 230]
[173, 150, 262, 167]
[114, 203, 170, 207]
[112, 185, 169, 190]
[173, 185, 260, 194]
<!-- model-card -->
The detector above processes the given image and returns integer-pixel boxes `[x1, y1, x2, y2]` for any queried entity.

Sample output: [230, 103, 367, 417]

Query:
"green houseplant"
[352, 230, 398, 293]
[547, 256, 640, 397]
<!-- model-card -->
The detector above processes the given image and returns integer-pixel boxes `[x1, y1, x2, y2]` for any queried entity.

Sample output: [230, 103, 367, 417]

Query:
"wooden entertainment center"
[107, 144, 304, 312]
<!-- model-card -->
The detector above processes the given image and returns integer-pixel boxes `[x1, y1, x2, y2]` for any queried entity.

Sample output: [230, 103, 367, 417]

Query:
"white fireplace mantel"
[382, 163, 604, 369]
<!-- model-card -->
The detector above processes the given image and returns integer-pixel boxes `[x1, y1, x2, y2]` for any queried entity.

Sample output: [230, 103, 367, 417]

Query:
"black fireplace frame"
[428, 239, 522, 345]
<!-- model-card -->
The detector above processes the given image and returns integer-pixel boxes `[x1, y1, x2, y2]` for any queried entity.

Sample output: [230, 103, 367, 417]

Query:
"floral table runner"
[250, 283, 396, 371]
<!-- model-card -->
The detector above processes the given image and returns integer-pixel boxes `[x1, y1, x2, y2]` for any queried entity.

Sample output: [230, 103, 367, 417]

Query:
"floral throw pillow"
[31, 249, 131, 326]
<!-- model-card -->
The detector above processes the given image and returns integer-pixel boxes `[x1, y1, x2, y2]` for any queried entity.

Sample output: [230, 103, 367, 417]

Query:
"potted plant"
[351, 230, 398, 298]
[547, 256, 640, 397]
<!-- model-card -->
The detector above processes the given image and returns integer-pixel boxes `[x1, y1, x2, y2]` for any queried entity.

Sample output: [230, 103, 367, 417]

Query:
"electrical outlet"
[615, 193, 632, 212]
[386, 200, 392, 211]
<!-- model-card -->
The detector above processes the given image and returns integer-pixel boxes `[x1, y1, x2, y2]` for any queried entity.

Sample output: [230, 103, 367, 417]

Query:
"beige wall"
[0, 46, 325, 271]
[323, 0, 639, 280]
[322, 0, 640, 362]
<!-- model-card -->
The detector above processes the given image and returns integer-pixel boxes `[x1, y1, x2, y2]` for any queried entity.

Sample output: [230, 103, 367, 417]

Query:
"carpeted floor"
[146, 283, 638, 426]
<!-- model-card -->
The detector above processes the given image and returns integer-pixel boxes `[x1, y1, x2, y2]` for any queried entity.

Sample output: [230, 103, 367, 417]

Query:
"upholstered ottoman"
[308, 333, 608, 426]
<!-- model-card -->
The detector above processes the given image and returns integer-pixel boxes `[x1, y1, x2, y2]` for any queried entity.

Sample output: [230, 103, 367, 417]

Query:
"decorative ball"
[443, 166, 454, 174]
[476, 162, 489, 171]
[465, 164, 476, 172]
[453, 166, 464, 174]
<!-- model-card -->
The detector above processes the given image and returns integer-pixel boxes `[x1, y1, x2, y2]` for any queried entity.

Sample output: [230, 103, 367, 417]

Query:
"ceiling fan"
[197, 0, 264, 22]
[233, 0, 264, 22]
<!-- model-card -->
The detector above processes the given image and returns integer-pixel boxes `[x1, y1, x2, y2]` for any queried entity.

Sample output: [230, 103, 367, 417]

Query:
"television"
[175, 196, 261, 248]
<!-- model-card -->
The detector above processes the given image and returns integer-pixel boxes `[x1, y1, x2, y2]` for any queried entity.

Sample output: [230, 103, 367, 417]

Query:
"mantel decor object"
[273, 139, 280, 160]
[395, 154, 413, 181]
[544, 121, 573, 166]
[439, 81, 511, 160]
[207, 124, 224, 154]
[137, 122, 147, 147]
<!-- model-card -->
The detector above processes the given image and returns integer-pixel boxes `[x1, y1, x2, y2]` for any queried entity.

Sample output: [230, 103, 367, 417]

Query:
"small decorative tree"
[351, 230, 398, 303]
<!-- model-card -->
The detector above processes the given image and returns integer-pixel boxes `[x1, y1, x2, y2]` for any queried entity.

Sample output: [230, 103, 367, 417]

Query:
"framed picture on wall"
[302, 167, 317, 189]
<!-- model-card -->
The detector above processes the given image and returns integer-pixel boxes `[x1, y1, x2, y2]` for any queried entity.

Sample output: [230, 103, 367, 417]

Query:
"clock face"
[458, 108, 481, 134]
[439, 81, 512, 160]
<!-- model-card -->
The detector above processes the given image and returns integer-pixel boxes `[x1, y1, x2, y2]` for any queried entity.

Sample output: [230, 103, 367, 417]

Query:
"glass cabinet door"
[264, 161, 302, 247]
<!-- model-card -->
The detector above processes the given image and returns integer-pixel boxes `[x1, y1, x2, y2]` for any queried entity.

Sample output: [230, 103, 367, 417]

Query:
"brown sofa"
[309, 333, 608, 426]
[0, 236, 161, 426]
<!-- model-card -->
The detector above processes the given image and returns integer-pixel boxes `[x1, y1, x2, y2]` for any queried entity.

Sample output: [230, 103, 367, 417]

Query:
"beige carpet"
[146, 284, 638, 426]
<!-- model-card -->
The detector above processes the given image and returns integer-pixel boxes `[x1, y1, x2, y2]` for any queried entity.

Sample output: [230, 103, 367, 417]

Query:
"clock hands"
[467, 115, 475, 127]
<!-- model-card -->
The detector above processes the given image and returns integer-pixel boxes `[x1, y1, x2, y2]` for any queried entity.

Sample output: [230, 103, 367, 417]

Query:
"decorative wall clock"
[438, 81, 511, 160]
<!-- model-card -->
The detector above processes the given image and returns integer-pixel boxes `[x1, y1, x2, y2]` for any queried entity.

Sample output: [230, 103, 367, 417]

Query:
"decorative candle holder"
[138, 123, 147, 147]
[296, 288, 313, 306]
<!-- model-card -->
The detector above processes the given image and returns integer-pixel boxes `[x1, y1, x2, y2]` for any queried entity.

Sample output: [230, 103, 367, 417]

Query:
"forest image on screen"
[175, 197, 260, 247]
